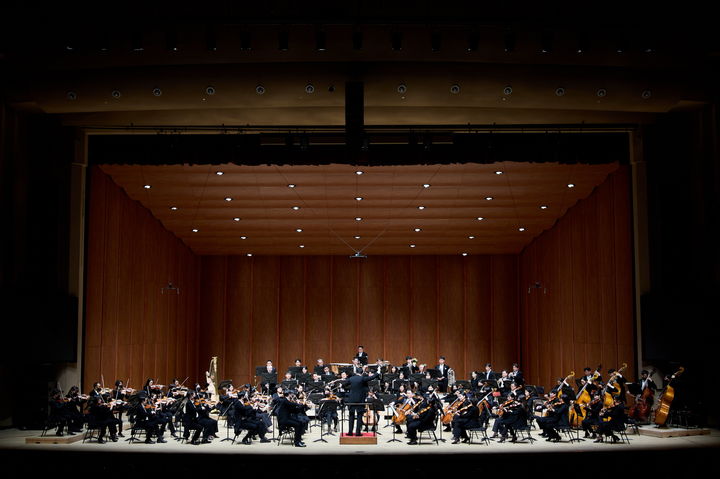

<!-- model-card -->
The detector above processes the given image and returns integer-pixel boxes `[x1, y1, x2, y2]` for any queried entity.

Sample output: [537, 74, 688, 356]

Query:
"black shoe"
[145, 439, 155, 444]
[461, 437, 469, 443]
[444, 427, 452, 432]
[260, 438, 271, 443]
[510, 435, 517, 443]
[242, 437, 251, 445]
[451, 438, 460, 444]
[110, 435, 118, 442]
[295, 442, 306, 447]
[407, 440, 418, 445]
[201, 438, 211, 444]
[611, 435, 620, 444]
[157, 437, 167, 443]
[117, 432, 125, 437]
[346, 432, 354, 436]
[583, 432, 590, 438]
[97, 437, 106, 444]
[395, 428, 403, 434]
[499, 436, 507, 443]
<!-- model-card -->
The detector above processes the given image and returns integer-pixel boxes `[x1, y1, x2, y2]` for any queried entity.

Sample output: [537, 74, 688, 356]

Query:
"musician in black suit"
[338, 367, 379, 436]
[595, 397, 626, 443]
[314, 358, 326, 376]
[536, 394, 570, 442]
[234, 401, 271, 444]
[435, 356, 450, 392]
[354, 345, 369, 365]
[508, 363, 525, 386]
[405, 391, 437, 445]
[272, 389, 308, 447]
[351, 357, 364, 376]
[482, 363, 497, 381]
[450, 391, 479, 444]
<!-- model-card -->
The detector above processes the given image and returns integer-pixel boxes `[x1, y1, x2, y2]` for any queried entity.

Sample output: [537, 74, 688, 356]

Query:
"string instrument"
[654, 367, 684, 427]
[602, 363, 627, 408]
[497, 397, 519, 416]
[628, 368, 656, 421]
[570, 364, 601, 427]
[392, 397, 423, 425]
[362, 396, 378, 426]
[441, 397, 462, 424]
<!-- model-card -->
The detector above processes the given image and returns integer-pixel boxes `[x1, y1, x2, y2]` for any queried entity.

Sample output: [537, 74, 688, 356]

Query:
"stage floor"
[2, 422, 719, 456]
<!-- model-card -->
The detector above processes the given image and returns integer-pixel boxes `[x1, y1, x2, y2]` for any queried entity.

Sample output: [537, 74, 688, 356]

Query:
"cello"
[654, 367, 684, 427]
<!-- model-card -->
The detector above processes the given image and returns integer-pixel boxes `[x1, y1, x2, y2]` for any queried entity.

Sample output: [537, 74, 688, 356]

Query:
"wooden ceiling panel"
[100, 161, 619, 255]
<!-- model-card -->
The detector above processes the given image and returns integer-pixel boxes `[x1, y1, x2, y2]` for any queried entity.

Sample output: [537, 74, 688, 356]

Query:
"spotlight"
[170, 206, 178, 211]
[216, 171, 224, 175]
[278, 30, 289, 51]
[397, 84, 407, 94]
[468, 235, 475, 239]
[503, 85, 513, 96]
[246, 253, 252, 256]
[240, 31, 252, 50]
[409, 244, 416, 248]
[205, 86, 216, 96]
[641, 89, 652, 99]
[467, 31, 479, 52]
[296, 228, 303, 232]
[287, 184, 296, 188]
[485, 196, 493, 201]
[422, 184, 430, 188]
[315, 30, 327, 51]
[504, 31, 516, 53]
[192, 228, 199, 233]
[256, 85, 265, 95]
[224, 197, 232, 201]
[414, 228, 422, 232]
[555, 87, 566, 97]
[355, 197, 363, 201]
[355, 217, 362, 221]
[450, 84, 461, 94]
[431, 31, 441, 52]
[299, 245, 305, 248]
[391, 31, 403, 51]
[352, 31, 363, 50]
[596, 88, 607, 98]
[476, 217, 485, 221]
[152, 87, 162, 97]
[495, 171, 503, 175]
[540, 205, 548, 210]
[355, 170, 364, 175]
[233, 217, 241, 221]
[462, 252, 468, 256]
[241, 236, 247, 240]
[111, 90, 121, 99]
[567, 183, 575, 188]
[66, 91, 77, 100]
[354, 236, 361, 239]
[518, 227, 526, 232]
[417, 206, 426, 210]
[292, 206, 300, 210]
[305, 84, 315, 94]
[144, 185, 152, 189]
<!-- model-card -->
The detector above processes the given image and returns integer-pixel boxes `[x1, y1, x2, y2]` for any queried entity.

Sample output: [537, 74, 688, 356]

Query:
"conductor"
[338, 366, 379, 436]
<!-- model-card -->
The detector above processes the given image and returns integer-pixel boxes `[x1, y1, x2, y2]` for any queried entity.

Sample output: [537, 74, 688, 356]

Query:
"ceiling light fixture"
[423, 184, 430, 188]
[414, 228, 422, 232]
[355, 170, 364, 175]
[225, 197, 232, 201]
[292, 206, 300, 210]
[418, 206, 425, 210]
[144, 185, 151, 189]
[567, 183, 575, 188]
[170, 206, 178, 211]
[192, 228, 199, 233]
[216, 171, 224, 176]
[240, 236, 247, 240]
[355, 217, 362, 221]
[485, 196, 493, 200]
[233, 217, 241, 221]
[519, 227, 526, 232]
[462, 252, 468, 256]
[409, 244, 416, 248]
[476, 217, 485, 221]
[540, 205, 548, 210]
[288, 184, 296, 188]
[355, 197, 363, 201]
[495, 171, 503, 175]
[299, 245, 305, 248]
[354, 236, 361, 239]
[246, 253, 252, 256]
[468, 236, 475, 239]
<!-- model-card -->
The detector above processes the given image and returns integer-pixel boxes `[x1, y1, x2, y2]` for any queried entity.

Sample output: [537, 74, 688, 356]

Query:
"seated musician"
[317, 387, 340, 431]
[391, 385, 412, 434]
[535, 394, 570, 442]
[450, 390, 479, 444]
[63, 386, 86, 434]
[87, 383, 121, 443]
[364, 389, 384, 433]
[219, 383, 239, 427]
[182, 391, 217, 444]
[314, 358, 326, 376]
[495, 385, 528, 443]
[595, 397, 626, 443]
[134, 394, 167, 443]
[606, 368, 628, 403]
[405, 390, 436, 445]
[272, 388, 308, 447]
[322, 365, 336, 380]
[48, 389, 71, 436]
[580, 391, 603, 439]
[233, 397, 271, 444]
[355, 345, 369, 365]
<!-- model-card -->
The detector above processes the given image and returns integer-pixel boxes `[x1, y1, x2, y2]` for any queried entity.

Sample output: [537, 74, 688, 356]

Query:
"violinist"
[317, 388, 340, 432]
[450, 390, 479, 444]
[220, 384, 240, 427]
[48, 389, 71, 436]
[64, 386, 86, 434]
[87, 382, 121, 443]
[182, 391, 218, 444]
[233, 395, 271, 444]
[535, 393, 570, 442]
[134, 394, 168, 443]
[273, 388, 308, 447]
[594, 397, 626, 443]
[490, 383, 525, 441]
[405, 390, 436, 445]
[111, 380, 131, 437]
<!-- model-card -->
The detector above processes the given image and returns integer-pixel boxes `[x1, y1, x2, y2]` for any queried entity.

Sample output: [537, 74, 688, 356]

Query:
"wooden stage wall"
[83, 166, 633, 393]
[83, 167, 201, 393]
[198, 254, 518, 386]
[519, 166, 635, 390]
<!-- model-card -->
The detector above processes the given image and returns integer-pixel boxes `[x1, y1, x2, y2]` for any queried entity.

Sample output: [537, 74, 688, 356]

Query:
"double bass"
[654, 367, 684, 427]
[628, 368, 656, 422]
[570, 365, 601, 427]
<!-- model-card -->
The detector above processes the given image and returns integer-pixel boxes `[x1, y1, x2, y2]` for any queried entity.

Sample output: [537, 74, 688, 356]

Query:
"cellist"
[450, 390, 479, 444]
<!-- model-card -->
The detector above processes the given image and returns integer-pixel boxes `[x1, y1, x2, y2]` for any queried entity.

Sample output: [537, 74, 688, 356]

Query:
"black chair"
[555, 425, 582, 443]
[276, 425, 297, 446]
[417, 415, 439, 445]
[82, 419, 101, 443]
[467, 426, 490, 445]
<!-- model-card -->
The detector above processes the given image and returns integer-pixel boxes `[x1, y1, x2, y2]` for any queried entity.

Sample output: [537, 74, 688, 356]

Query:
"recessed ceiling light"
[355, 197, 363, 201]
[409, 244, 416, 248]
[288, 184, 296, 188]
[423, 184, 430, 188]
[567, 183, 575, 188]
[485, 196, 493, 201]
[225, 197, 232, 201]
[296, 228, 303, 232]
[476, 217, 485, 221]
[518, 227, 526, 232]
[192, 228, 198, 233]
[292, 206, 300, 210]
[495, 171, 503, 175]
[246, 253, 252, 256]
[355, 217, 362, 221]
[216, 171, 224, 176]
[144, 185, 151, 189]
[233, 217, 241, 222]
[462, 252, 468, 256]
[170, 206, 178, 211]
[418, 206, 425, 210]
[540, 205, 548, 210]
[299, 245, 305, 248]
[414, 228, 422, 232]
[354, 235, 361, 239]
[240, 236, 247, 240]
[468, 235, 475, 239]
[355, 170, 364, 175]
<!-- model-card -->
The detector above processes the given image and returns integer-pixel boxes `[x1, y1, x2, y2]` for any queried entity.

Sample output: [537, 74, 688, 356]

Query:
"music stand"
[281, 380, 298, 391]
[258, 372, 277, 393]
[321, 374, 336, 383]
[626, 382, 642, 396]
[427, 368, 439, 378]
[288, 366, 303, 376]
[307, 381, 325, 392]
[455, 380, 470, 390]
[421, 378, 439, 391]
[409, 373, 425, 382]
[339, 366, 353, 376]
[314, 399, 339, 442]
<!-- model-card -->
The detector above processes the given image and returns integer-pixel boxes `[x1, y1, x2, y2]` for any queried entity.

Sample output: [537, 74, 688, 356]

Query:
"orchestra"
[42, 352, 678, 449]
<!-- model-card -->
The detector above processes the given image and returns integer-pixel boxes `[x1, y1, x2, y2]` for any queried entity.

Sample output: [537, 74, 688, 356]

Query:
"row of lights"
[146, 170, 576, 252]
[65, 29, 657, 56]
[65, 85, 653, 100]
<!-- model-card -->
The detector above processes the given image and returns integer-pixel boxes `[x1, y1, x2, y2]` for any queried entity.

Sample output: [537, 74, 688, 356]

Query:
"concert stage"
[2, 424, 719, 475]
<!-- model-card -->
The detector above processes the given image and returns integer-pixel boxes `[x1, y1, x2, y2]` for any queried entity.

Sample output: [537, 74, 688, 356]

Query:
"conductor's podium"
[339, 432, 377, 445]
